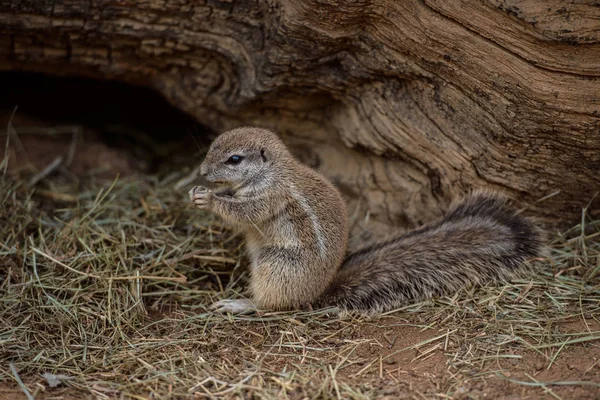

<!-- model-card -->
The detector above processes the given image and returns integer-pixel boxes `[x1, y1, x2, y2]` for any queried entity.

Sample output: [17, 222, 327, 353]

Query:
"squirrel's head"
[200, 127, 289, 190]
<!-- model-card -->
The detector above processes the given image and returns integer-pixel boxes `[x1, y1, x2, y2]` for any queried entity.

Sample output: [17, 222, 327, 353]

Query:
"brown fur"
[191, 127, 348, 310]
[318, 192, 544, 312]
[191, 127, 543, 313]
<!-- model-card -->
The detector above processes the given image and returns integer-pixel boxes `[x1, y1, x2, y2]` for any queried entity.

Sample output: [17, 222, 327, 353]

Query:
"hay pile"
[1, 132, 599, 399]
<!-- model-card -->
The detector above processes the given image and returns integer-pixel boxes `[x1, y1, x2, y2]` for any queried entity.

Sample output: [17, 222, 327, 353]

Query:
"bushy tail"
[319, 192, 544, 312]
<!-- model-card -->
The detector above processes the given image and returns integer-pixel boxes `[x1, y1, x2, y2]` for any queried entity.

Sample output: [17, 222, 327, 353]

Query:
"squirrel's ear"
[260, 148, 272, 163]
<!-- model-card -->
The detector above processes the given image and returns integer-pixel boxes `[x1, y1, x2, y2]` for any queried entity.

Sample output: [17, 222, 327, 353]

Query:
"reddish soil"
[346, 318, 600, 399]
[2, 317, 598, 399]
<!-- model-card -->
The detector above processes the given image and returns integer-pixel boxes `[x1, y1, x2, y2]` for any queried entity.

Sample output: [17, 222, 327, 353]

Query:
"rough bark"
[1, 0, 599, 236]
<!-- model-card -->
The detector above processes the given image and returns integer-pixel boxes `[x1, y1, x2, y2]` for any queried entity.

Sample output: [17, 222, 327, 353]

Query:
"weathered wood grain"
[0, 0, 598, 235]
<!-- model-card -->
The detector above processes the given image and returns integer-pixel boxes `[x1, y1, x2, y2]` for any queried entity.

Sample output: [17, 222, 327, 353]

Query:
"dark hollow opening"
[0, 71, 212, 175]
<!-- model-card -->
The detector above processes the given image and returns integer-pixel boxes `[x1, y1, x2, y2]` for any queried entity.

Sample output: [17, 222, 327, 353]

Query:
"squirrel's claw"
[189, 186, 212, 209]
[209, 299, 257, 315]
[189, 185, 208, 200]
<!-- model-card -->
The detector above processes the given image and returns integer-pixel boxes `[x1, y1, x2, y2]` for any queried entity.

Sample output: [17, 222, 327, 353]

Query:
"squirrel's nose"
[199, 163, 207, 177]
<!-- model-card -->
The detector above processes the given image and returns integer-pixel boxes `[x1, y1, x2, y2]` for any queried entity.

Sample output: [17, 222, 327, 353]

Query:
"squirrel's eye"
[225, 155, 244, 165]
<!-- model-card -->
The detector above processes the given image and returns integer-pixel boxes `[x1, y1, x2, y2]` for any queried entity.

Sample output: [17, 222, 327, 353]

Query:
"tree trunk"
[1, 0, 598, 235]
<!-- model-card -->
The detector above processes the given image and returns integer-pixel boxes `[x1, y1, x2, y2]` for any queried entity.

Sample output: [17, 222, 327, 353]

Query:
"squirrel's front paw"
[189, 186, 213, 210]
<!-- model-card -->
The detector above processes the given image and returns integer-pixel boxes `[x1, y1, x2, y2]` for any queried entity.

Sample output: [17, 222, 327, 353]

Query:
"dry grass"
[1, 126, 599, 399]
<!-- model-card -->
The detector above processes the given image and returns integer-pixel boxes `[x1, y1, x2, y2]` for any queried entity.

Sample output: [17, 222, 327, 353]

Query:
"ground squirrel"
[189, 127, 543, 314]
